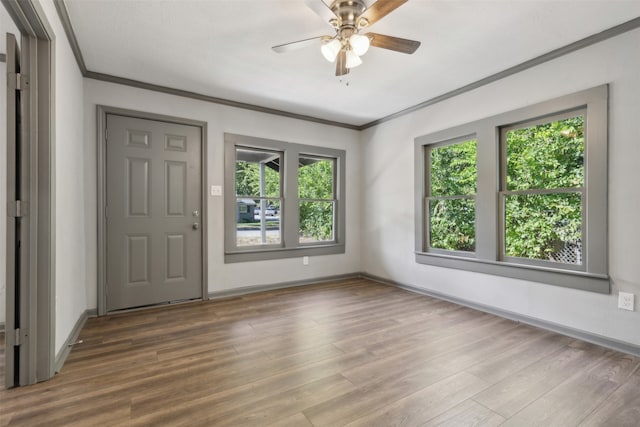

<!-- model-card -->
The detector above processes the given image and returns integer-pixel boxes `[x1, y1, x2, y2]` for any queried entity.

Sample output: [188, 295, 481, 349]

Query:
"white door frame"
[96, 106, 208, 315]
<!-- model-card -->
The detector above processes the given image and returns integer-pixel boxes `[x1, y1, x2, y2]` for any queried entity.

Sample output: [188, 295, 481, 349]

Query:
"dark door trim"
[3, 0, 55, 387]
[97, 106, 208, 315]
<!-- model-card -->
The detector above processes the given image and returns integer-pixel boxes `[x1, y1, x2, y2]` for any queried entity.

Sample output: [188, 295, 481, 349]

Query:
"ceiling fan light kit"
[273, 0, 420, 76]
[345, 49, 363, 68]
[321, 38, 342, 62]
[349, 33, 370, 56]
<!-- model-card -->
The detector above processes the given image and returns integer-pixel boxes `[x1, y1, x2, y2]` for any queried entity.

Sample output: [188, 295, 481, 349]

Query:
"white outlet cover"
[618, 292, 635, 311]
[210, 185, 222, 196]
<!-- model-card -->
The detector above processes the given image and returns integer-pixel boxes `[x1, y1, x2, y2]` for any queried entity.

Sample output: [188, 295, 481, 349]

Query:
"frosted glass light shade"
[345, 49, 363, 68]
[321, 39, 342, 62]
[349, 33, 370, 56]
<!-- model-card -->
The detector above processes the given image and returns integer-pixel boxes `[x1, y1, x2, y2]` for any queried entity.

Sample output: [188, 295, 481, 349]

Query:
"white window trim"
[414, 85, 609, 293]
[224, 133, 346, 263]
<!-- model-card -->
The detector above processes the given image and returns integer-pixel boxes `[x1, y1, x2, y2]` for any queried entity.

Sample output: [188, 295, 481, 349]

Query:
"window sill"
[225, 244, 345, 263]
[415, 251, 609, 294]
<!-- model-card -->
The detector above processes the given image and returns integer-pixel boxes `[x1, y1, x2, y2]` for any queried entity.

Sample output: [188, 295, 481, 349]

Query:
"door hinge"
[9, 72, 29, 91]
[105, 128, 109, 142]
[14, 328, 21, 346]
[105, 205, 108, 219]
[8, 200, 28, 218]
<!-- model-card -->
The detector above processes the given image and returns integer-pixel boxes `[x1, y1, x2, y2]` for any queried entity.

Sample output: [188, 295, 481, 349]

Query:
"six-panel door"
[106, 114, 202, 311]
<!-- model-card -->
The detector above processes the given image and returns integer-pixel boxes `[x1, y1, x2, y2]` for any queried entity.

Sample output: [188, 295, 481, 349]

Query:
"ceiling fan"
[272, 0, 420, 76]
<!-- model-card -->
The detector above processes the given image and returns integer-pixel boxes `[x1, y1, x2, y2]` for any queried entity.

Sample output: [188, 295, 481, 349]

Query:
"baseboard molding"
[208, 273, 362, 300]
[361, 272, 640, 357]
[51, 272, 638, 374]
[55, 308, 98, 373]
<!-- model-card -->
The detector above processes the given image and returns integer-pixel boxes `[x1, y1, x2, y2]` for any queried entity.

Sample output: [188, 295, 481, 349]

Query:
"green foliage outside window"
[429, 198, 475, 251]
[428, 115, 584, 263]
[504, 116, 584, 263]
[234, 154, 335, 242]
[299, 158, 334, 242]
[429, 139, 477, 252]
[235, 160, 280, 197]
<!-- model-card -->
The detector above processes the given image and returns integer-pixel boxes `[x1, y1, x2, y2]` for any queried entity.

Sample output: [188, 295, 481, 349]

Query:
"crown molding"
[54, 1, 640, 131]
[361, 16, 640, 129]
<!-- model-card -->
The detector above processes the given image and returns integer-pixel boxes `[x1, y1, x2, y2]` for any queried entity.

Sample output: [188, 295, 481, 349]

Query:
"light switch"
[211, 185, 222, 196]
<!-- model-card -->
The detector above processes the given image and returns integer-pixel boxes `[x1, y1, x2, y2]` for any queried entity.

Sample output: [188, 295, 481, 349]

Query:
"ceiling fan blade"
[272, 36, 327, 53]
[336, 50, 349, 76]
[368, 33, 420, 54]
[357, 0, 408, 27]
[304, 0, 338, 26]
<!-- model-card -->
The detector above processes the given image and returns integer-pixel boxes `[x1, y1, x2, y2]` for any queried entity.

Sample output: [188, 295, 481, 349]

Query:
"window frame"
[414, 85, 609, 293]
[224, 133, 346, 263]
[425, 135, 478, 258]
[499, 110, 586, 271]
[297, 154, 338, 246]
[233, 146, 284, 249]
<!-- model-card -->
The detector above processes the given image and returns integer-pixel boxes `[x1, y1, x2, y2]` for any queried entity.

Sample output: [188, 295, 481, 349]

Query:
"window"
[427, 138, 477, 255]
[501, 112, 584, 268]
[414, 85, 609, 293]
[234, 147, 282, 247]
[298, 156, 336, 244]
[225, 134, 345, 262]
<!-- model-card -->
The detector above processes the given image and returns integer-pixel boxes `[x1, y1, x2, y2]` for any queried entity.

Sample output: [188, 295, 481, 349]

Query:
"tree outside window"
[298, 156, 335, 243]
[234, 147, 282, 246]
[224, 133, 346, 262]
[502, 114, 584, 265]
[427, 138, 477, 252]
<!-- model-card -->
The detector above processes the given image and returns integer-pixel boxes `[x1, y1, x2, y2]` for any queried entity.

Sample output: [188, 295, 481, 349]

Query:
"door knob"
[192, 222, 200, 230]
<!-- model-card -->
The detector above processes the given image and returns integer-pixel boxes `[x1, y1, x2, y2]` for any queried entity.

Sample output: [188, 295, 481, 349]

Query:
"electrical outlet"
[618, 292, 635, 311]
[303, 256, 309, 266]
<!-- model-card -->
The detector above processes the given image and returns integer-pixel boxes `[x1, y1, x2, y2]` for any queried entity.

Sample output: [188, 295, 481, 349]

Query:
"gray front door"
[106, 114, 202, 311]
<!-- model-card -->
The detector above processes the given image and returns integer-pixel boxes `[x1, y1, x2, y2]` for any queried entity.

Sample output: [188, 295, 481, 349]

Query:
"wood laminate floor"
[1, 278, 639, 426]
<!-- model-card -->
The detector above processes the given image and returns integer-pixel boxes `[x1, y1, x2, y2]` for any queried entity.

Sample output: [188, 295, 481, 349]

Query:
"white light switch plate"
[211, 185, 222, 196]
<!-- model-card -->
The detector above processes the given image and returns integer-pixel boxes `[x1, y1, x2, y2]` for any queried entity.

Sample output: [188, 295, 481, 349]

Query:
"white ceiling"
[64, 0, 640, 127]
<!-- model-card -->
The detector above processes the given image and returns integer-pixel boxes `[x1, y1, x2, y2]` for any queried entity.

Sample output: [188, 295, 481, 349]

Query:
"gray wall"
[36, 1, 88, 355]
[83, 79, 362, 303]
[361, 27, 640, 346]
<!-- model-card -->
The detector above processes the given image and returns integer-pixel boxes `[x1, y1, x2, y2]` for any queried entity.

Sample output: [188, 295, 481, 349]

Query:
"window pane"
[236, 198, 280, 246]
[429, 198, 475, 252]
[235, 148, 281, 197]
[430, 139, 477, 197]
[299, 201, 334, 243]
[298, 157, 334, 199]
[506, 116, 584, 191]
[505, 193, 582, 264]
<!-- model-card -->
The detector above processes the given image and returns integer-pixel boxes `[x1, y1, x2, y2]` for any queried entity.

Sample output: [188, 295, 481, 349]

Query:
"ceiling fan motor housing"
[330, 0, 367, 30]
